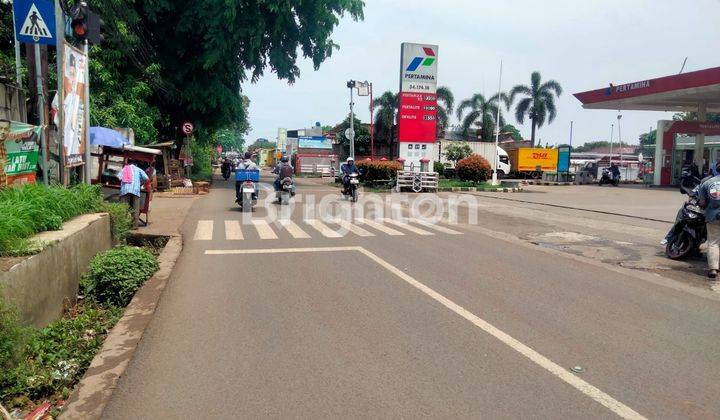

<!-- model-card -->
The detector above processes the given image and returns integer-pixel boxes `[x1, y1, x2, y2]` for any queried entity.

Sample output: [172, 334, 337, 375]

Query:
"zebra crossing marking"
[330, 219, 375, 237]
[414, 219, 463, 235]
[305, 219, 343, 238]
[279, 219, 311, 239]
[252, 219, 278, 239]
[381, 218, 434, 236]
[193, 220, 214, 240]
[355, 218, 404, 236]
[225, 220, 244, 240]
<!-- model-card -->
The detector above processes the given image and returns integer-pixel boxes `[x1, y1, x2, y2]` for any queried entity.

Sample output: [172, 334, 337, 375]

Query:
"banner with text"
[398, 43, 438, 145]
[1, 121, 41, 186]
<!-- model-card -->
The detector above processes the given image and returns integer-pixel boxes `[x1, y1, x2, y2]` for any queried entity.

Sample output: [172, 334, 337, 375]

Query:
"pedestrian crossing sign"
[13, 0, 56, 45]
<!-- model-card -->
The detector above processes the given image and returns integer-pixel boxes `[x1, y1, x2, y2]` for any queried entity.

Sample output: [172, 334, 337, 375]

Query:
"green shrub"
[0, 296, 26, 374]
[82, 246, 159, 307]
[99, 202, 133, 244]
[456, 154, 492, 184]
[0, 184, 103, 255]
[190, 142, 214, 181]
[356, 160, 403, 182]
[434, 161, 448, 177]
[0, 303, 121, 404]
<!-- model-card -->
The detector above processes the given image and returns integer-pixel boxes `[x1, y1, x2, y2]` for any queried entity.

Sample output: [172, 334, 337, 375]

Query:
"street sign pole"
[369, 82, 374, 160]
[33, 44, 48, 185]
[83, 40, 91, 184]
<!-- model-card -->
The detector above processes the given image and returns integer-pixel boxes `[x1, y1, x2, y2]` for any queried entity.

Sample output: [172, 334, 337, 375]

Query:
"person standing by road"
[698, 162, 720, 278]
[120, 159, 149, 228]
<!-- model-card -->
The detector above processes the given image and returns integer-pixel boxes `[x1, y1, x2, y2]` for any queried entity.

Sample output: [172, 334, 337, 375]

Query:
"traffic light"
[69, 2, 88, 42]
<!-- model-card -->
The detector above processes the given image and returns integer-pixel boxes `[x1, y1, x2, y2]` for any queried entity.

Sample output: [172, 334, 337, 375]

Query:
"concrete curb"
[523, 180, 645, 186]
[60, 234, 183, 420]
[438, 186, 523, 193]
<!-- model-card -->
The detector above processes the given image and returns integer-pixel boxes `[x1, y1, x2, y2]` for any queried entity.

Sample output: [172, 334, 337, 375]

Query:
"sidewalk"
[137, 195, 198, 237]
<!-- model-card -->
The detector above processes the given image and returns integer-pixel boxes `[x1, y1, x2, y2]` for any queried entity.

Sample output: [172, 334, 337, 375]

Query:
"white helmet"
[346, 157, 354, 162]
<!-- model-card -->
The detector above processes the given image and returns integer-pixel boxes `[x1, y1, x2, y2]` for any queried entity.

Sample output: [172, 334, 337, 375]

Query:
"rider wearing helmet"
[340, 157, 359, 193]
[273, 155, 294, 192]
[236, 152, 259, 201]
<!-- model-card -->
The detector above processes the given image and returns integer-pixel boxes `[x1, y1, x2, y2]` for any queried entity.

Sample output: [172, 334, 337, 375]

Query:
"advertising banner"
[399, 43, 438, 94]
[1, 121, 41, 186]
[62, 42, 87, 167]
[298, 136, 332, 149]
[277, 128, 287, 151]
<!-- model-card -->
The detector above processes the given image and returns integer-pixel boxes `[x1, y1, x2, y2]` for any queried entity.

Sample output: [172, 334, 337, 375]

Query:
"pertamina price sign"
[398, 92, 437, 142]
[398, 43, 438, 143]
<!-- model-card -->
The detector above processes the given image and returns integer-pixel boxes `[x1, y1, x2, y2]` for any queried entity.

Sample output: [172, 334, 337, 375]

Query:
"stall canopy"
[573, 66, 720, 112]
[90, 127, 131, 148]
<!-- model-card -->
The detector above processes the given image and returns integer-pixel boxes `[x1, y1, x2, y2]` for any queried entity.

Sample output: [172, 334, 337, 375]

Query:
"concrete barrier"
[0, 213, 112, 327]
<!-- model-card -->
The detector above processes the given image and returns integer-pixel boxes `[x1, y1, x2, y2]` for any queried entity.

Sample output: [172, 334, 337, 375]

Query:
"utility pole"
[347, 80, 356, 159]
[83, 40, 91, 184]
[569, 121, 574, 149]
[369, 82, 374, 160]
[609, 123, 614, 165]
[617, 113, 623, 179]
[33, 44, 49, 185]
[491, 60, 503, 186]
[11, 3, 22, 86]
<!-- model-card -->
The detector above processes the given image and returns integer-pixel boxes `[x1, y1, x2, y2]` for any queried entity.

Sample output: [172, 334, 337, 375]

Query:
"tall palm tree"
[373, 91, 399, 144]
[436, 86, 454, 138]
[509, 71, 562, 147]
[456, 93, 504, 141]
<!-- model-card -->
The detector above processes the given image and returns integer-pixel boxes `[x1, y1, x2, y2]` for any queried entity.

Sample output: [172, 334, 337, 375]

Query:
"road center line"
[204, 246, 646, 419]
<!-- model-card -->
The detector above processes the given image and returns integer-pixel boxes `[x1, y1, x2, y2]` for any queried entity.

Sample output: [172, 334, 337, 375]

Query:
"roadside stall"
[89, 128, 161, 226]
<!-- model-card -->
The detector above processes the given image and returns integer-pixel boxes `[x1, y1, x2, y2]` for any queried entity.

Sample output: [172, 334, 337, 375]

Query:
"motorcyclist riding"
[273, 156, 294, 192]
[221, 157, 232, 179]
[341, 157, 359, 193]
[610, 162, 621, 182]
[236, 152, 259, 201]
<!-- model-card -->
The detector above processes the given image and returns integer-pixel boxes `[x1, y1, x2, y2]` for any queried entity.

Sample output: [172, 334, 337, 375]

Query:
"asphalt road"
[103, 175, 720, 419]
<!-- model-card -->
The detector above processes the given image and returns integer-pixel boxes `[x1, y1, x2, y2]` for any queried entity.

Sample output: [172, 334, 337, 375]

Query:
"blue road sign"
[13, 0, 56, 45]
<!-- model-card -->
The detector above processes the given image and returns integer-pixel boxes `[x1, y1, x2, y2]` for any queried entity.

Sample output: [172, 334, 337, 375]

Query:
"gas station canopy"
[573, 67, 720, 113]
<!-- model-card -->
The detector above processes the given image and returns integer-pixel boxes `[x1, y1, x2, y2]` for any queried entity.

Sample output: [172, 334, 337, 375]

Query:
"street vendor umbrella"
[90, 127, 130, 148]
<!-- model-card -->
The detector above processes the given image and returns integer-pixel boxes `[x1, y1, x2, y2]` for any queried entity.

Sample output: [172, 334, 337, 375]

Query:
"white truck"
[437, 140, 511, 176]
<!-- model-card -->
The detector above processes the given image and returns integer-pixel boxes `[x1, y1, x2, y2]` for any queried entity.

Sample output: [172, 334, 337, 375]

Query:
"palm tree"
[373, 91, 399, 144]
[456, 93, 504, 141]
[436, 86, 454, 138]
[509, 71, 562, 147]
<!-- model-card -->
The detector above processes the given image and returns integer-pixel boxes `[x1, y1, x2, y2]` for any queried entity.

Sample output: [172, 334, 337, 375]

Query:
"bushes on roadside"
[0, 296, 26, 374]
[0, 184, 103, 255]
[357, 160, 403, 182]
[456, 154, 492, 184]
[99, 201, 133, 244]
[0, 302, 121, 406]
[81, 246, 159, 307]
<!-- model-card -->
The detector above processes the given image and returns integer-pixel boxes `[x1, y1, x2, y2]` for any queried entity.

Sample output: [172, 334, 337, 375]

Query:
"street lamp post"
[491, 60, 503, 186]
[617, 113, 624, 179]
[347, 80, 356, 159]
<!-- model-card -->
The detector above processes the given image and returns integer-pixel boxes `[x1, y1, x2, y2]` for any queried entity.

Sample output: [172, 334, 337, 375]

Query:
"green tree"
[216, 128, 246, 153]
[247, 138, 277, 152]
[456, 93, 504, 141]
[373, 91, 398, 144]
[436, 86, 454, 138]
[443, 143, 473, 164]
[336, 116, 371, 156]
[501, 124, 523, 141]
[509, 71, 563, 147]
[672, 112, 720, 123]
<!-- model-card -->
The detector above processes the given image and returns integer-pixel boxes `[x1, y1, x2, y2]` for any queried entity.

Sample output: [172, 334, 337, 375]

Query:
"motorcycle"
[235, 169, 259, 212]
[276, 177, 295, 205]
[598, 168, 620, 186]
[342, 173, 359, 203]
[663, 171, 706, 259]
[221, 162, 232, 180]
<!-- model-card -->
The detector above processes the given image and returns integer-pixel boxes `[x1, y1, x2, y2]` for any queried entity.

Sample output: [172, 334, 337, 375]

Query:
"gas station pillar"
[695, 103, 707, 169]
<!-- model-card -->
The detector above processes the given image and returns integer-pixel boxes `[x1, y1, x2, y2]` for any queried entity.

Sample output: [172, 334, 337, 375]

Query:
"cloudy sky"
[243, 0, 720, 147]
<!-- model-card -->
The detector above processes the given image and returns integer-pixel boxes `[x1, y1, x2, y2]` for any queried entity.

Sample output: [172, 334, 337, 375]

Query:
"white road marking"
[204, 245, 647, 419]
[279, 219, 311, 239]
[330, 219, 375, 237]
[252, 219, 278, 239]
[413, 219, 463, 235]
[193, 220, 213, 241]
[381, 218, 434, 235]
[224, 220, 244, 240]
[355, 218, 404, 236]
[305, 219, 343, 238]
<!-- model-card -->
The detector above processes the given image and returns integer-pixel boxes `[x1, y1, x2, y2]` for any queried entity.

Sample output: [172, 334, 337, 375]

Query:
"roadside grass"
[438, 179, 492, 189]
[0, 245, 159, 414]
[0, 184, 103, 256]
